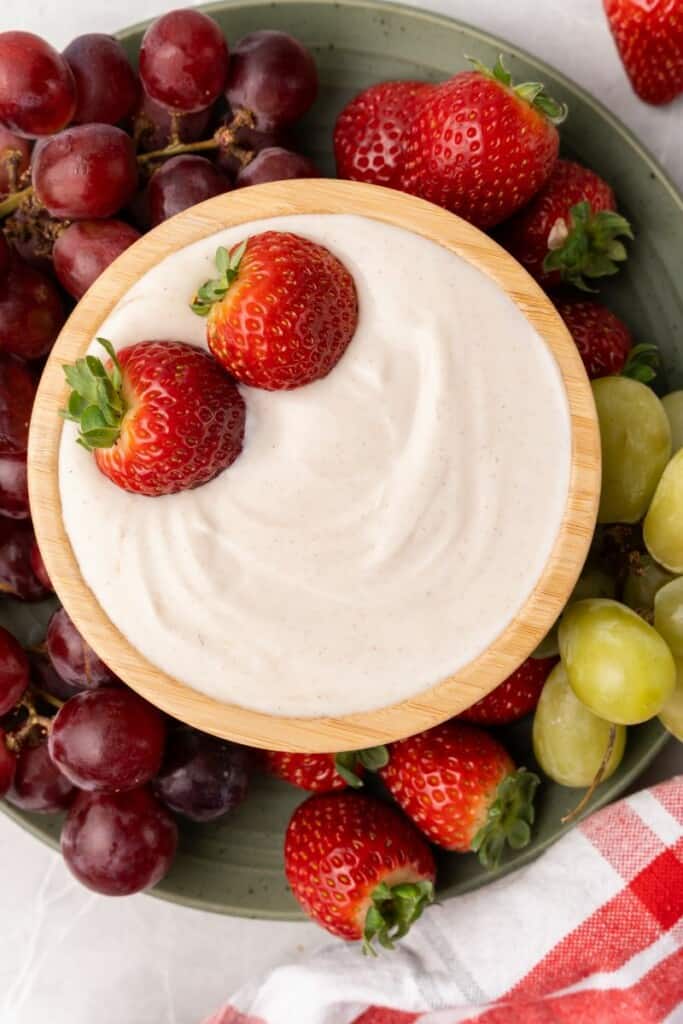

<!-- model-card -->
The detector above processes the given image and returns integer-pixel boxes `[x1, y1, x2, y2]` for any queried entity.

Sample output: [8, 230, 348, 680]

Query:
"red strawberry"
[459, 656, 557, 726]
[604, 0, 683, 105]
[285, 791, 435, 949]
[264, 745, 388, 792]
[191, 232, 358, 390]
[62, 338, 246, 496]
[400, 57, 565, 229]
[556, 298, 660, 383]
[499, 159, 632, 290]
[381, 721, 538, 867]
[334, 80, 432, 189]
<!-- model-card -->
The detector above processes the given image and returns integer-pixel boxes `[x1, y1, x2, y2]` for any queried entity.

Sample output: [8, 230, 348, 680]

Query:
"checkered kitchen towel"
[204, 776, 683, 1024]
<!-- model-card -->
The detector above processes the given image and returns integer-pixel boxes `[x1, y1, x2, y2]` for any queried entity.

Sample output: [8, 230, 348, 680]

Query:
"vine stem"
[0, 185, 33, 219]
[136, 136, 220, 165]
[561, 724, 617, 825]
[4, 692, 54, 753]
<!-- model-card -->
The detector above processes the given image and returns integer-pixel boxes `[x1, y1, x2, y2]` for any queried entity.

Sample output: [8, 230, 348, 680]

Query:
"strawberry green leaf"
[471, 767, 539, 869]
[190, 239, 248, 317]
[60, 338, 127, 453]
[334, 745, 389, 787]
[467, 54, 567, 125]
[543, 201, 633, 291]
[363, 878, 435, 955]
[357, 745, 389, 771]
[622, 342, 660, 384]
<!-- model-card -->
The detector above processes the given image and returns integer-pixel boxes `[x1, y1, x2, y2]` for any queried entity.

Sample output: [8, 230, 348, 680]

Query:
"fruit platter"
[0, 0, 681, 942]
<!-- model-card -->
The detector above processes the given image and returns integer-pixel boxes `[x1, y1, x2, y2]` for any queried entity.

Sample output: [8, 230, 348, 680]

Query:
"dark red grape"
[6, 738, 75, 812]
[49, 687, 166, 792]
[29, 651, 83, 702]
[0, 127, 31, 194]
[154, 724, 250, 822]
[61, 787, 178, 895]
[0, 453, 28, 518]
[236, 146, 318, 187]
[0, 518, 49, 600]
[0, 728, 16, 796]
[0, 32, 76, 137]
[32, 125, 138, 220]
[0, 234, 8, 278]
[147, 154, 230, 226]
[29, 540, 52, 592]
[215, 115, 283, 177]
[225, 31, 318, 130]
[46, 607, 119, 689]
[0, 355, 36, 455]
[63, 34, 139, 126]
[134, 91, 211, 152]
[0, 259, 64, 359]
[0, 624, 28, 715]
[139, 9, 229, 114]
[53, 219, 140, 300]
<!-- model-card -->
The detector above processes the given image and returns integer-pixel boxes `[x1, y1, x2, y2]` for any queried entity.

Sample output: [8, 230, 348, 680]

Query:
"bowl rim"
[28, 178, 600, 752]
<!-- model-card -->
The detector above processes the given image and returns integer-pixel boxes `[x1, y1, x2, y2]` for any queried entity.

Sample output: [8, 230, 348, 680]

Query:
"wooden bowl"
[28, 179, 600, 752]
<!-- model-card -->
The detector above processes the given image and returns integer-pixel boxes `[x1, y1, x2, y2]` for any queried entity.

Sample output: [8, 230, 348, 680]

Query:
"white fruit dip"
[59, 213, 571, 718]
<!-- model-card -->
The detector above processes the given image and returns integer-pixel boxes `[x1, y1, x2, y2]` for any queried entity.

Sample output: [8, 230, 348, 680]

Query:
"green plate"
[1, 0, 674, 919]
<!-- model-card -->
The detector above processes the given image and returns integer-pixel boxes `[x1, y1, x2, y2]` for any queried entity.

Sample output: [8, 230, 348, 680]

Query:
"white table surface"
[0, 1, 681, 1021]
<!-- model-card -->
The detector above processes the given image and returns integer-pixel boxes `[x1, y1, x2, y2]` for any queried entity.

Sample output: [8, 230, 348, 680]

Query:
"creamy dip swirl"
[59, 214, 571, 717]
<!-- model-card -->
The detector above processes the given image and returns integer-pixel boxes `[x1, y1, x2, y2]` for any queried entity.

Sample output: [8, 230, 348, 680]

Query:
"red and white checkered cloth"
[204, 776, 683, 1024]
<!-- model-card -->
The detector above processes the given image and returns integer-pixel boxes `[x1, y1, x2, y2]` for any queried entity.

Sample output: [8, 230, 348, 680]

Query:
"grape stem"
[5, 692, 53, 753]
[0, 185, 33, 219]
[30, 685, 65, 711]
[561, 724, 617, 825]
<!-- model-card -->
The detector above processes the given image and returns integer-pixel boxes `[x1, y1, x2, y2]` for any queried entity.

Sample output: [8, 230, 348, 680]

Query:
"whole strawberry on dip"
[62, 338, 245, 496]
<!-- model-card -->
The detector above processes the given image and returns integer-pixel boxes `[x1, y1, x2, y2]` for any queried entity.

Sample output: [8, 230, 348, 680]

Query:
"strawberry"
[459, 656, 557, 726]
[556, 298, 660, 383]
[284, 791, 435, 949]
[191, 232, 358, 390]
[264, 745, 388, 792]
[604, 0, 683, 106]
[400, 57, 566, 229]
[62, 338, 245, 496]
[334, 80, 432, 189]
[499, 159, 632, 290]
[380, 721, 538, 867]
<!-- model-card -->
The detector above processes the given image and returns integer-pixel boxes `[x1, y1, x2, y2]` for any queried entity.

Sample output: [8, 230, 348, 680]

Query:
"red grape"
[0, 518, 49, 600]
[29, 540, 52, 591]
[154, 725, 250, 822]
[147, 154, 230, 226]
[61, 787, 178, 895]
[29, 651, 84, 702]
[225, 31, 318, 130]
[0, 234, 8, 278]
[0, 259, 64, 359]
[6, 738, 75, 812]
[134, 91, 211, 153]
[46, 607, 119, 689]
[0, 354, 36, 455]
[0, 127, 31, 194]
[53, 219, 140, 300]
[0, 624, 28, 715]
[139, 9, 228, 114]
[32, 125, 138, 220]
[63, 34, 139, 126]
[215, 116, 283, 177]
[0, 728, 16, 796]
[48, 687, 166, 792]
[236, 147, 318, 187]
[0, 453, 28, 518]
[0, 32, 76, 137]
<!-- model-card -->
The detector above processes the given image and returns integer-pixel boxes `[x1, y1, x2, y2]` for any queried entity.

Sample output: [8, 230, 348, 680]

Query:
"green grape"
[559, 598, 676, 724]
[662, 391, 683, 454]
[622, 554, 676, 614]
[653, 576, 683, 657]
[532, 566, 615, 659]
[593, 377, 671, 524]
[532, 663, 626, 787]
[659, 659, 683, 741]
[643, 449, 683, 572]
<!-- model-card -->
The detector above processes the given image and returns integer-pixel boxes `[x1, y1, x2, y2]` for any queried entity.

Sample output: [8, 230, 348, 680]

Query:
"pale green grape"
[659, 659, 683, 741]
[643, 449, 683, 572]
[622, 554, 676, 614]
[653, 576, 683, 657]
[532, 566, 615, 659]
[662, 391, 683, 454]
[559, 598, 676, 724]
[532, 663, 626, 787]
[593, 377, 671, 524]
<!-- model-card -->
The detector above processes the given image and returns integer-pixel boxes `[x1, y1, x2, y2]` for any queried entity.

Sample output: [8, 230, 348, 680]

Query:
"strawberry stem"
[471, 767, 539, 869]
[467, 54, 568, 125]
[334, 745, 389, 788]
[543, 200, 633, 290]
[363, 879, 434, 955]
[191, 241, 248, 316]
[60, 337, 126, 451]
